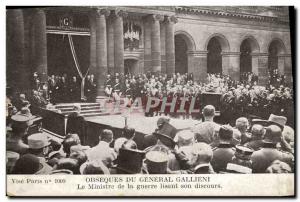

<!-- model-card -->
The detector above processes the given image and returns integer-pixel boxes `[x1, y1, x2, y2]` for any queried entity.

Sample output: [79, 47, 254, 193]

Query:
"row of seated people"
[6, 105, 294, 175]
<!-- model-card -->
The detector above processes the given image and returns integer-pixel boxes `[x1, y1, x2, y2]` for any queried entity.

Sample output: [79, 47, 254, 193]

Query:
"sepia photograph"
[5, 5, 295, 197]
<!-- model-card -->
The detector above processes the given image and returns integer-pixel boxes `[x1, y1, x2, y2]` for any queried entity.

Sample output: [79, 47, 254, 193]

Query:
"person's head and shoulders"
[86, 129, 116, 167]
[235, 117, 251, 145]
[211, 125, 236, 173]
[7, 113, 33, 155]
[68, 104, 83, 118]
[188, 143, 215, 174]
[27, 133, 53, 174]
[244, 124, 265, 151]
[193, 105, 220, 144]
[251, 125, 294, 173]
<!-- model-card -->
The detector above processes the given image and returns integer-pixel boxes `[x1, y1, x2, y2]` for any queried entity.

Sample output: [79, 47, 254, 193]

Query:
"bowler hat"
[28, 133, 50, 149]
[263, 125, 282, 144]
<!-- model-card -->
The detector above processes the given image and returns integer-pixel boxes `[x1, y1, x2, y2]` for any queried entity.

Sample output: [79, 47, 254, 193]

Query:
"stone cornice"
[176, 6, 289, 25]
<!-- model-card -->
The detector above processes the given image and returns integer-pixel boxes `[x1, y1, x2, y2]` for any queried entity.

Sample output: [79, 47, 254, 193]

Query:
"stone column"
[222, 52, 240, 81]
[257, 53, 269, 85]
[165, 16, 177, 75]
[89, 11, 97, 76]
[250, 52, 259, 76]
[143, 19, 152, 73]
[7, 9, 26, 90]
[107, 17, 115, 74]
[160, 22, 166, 74]
[114, 10, 127, 74]
[150, 14, 164, 72]
[33, 9, 47, 83]
[96, 9, 110, 97]
[280, 54, 293, 85]
[187, 51, 207, 82]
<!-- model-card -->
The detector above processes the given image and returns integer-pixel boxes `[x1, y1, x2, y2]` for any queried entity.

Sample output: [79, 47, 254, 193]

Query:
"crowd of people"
[7, 105, 294, 175]
[104, 71, 293, 125]
[31, 72, 97, 104]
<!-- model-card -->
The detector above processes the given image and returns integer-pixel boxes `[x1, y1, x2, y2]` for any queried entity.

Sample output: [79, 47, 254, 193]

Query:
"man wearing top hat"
[27, 133, 53, 174]
[251, 125, 294, 173]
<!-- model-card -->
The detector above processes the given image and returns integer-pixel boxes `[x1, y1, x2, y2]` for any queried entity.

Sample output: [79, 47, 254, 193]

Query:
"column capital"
[278, 53, 292, 58]
[251, 52, 268, 57]
[221, 51, 241, 56]
[96, 8, 110, 18]
[114, 9, 128, 18]
[164, 15, 178, 24]
[148, 14, 164, 23]
[187, 50, 208, 57]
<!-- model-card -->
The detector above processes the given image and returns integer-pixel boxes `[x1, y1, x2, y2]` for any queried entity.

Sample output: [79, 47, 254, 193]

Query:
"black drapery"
[47, 34, 90, 80]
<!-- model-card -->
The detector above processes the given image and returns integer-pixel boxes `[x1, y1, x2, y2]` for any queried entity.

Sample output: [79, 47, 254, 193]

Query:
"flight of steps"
[55, 103, 110, 117]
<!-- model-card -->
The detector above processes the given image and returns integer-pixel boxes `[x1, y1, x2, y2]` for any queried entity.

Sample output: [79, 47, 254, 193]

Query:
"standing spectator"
[192, 105, 220, 144]
[211, 125, 235, 173]
[251, 125, 294, 173]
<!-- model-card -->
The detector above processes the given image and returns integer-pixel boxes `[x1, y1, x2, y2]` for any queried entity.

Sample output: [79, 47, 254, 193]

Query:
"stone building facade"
[6, 6, 292, 96]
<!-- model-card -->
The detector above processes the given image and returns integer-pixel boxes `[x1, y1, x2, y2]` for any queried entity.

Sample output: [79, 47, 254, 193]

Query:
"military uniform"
[211, 143, 236, 173]
[251, 142, 294, 173]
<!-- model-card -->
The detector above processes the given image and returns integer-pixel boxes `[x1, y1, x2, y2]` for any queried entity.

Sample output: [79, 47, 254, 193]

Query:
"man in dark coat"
[66, 104, 86, 144]
[251, 125, 294, 173]
[211, 125, 236, 173]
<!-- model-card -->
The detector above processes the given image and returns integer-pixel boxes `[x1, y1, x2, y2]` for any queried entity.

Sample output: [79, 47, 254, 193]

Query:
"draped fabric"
[68, 35, 89, 99]
[47, 34, 90, 99]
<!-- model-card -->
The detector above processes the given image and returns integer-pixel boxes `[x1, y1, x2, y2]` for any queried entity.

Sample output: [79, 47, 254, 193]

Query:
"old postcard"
[6, 6, 295, 197]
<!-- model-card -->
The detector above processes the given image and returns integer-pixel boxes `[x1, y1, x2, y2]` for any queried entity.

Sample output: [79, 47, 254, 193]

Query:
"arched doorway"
[175, 35, 188, 74]
[207, 37, 222, 74]
[240, 40, 252, 73]
[124, 59, 139, 75]
[268, 39, 285, 70]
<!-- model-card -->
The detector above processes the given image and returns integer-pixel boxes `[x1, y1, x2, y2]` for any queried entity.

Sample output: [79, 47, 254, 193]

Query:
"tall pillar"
[114, 10, 127, 74]
[96, 9, 110, 96]
[150, 14, 163, 72]
[89, 11, 97, 76]
[33, 9, 47, 83]
[222, 52, 240, 81]
[188, 50, 207, 82]
[7, 9, 26, 90]
[251, 52, 259, 76]
[107, 17, 115, 75]
[165, 16, 177, 75]
[257, 53, 269, 85]
[280, 54, 293, 85]
[143, 19, 152, 73]
[160, 22, 166, 74]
